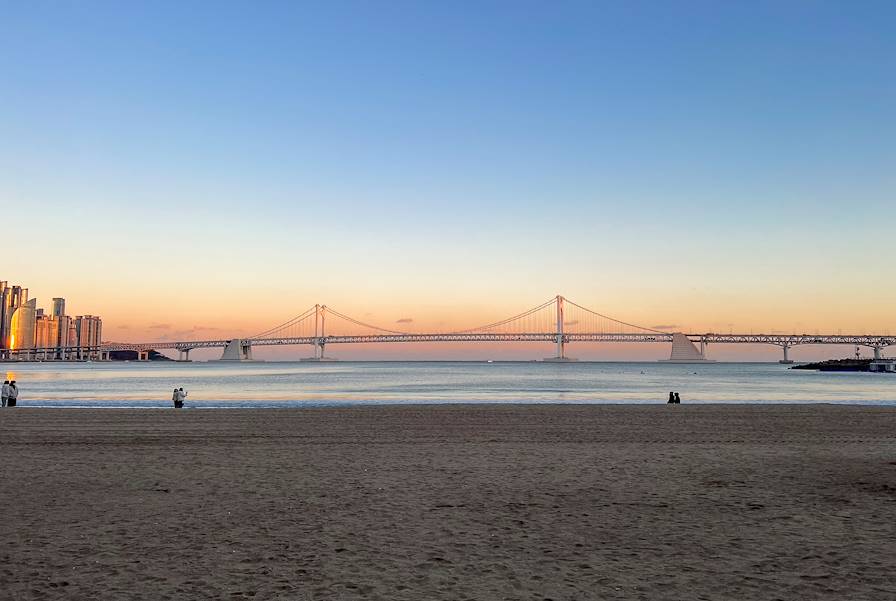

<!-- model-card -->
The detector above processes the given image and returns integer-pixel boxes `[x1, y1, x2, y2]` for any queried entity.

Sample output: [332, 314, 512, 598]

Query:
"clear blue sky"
[1, 1, 894, 358]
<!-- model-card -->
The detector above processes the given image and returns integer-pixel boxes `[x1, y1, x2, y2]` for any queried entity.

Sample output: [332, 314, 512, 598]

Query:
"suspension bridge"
[83, 295, 893, 363]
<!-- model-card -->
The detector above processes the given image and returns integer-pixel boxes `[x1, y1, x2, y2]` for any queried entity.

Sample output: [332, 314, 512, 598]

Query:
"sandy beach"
[1, 404, 895, 600]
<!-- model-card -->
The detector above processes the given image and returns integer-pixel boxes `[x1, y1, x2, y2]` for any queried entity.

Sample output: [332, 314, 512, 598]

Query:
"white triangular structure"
[660, 333, 716, 363]
[218, 338, 255, 361]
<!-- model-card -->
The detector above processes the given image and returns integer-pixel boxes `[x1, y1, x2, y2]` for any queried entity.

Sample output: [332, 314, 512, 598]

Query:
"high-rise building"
[57, 314, 72, 352]
[75, 315, 103, 348]
[1, 284, 29, 350]
[9, 298, 37, 351]
[34, 314, 60, 349]
[0, 281, 6, 350]
[52, 298, 66, 317]
[68, 321, 78, 347]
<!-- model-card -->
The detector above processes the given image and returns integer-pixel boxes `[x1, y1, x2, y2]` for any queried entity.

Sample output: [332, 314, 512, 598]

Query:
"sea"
[2, 361, 894, 408]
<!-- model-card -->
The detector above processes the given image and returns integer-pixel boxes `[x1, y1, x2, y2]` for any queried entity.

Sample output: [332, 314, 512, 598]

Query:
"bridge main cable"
[450, 297, 557, 334]
[322, 306, 413, 335]
[563, 298, 666, 334]
[250, 305, 317, 339]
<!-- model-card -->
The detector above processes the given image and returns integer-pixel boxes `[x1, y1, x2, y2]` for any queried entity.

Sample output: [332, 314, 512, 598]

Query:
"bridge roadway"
[97, 332, 896, 362]
[6, 333, 895, 361]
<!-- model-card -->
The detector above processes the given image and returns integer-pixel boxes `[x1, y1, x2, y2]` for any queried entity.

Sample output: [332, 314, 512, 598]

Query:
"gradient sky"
[2, 1, 894, 360]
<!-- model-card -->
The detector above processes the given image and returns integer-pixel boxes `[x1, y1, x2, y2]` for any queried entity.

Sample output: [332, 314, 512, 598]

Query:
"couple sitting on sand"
[667, 391, 681, 404]
[172, 387, 187, 409]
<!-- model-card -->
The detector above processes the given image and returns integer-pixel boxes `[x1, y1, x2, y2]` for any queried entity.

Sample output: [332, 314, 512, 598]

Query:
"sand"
[1, 404, 895, 600]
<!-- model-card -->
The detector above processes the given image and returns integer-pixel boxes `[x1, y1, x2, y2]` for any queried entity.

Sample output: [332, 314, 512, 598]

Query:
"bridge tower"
[315, 303, 323, 359]
[301, 304, 337, 361]
[318, 304, 327, 359]
[544, 295, 576, 362]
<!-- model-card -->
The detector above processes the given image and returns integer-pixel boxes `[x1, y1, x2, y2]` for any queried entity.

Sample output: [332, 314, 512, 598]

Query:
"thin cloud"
[171, 326, 231, 339]
[563, 320, 579, 326]
[148, 323, 172, 330]
[396, 318, 414, 324]
[651, 324, 680, 331]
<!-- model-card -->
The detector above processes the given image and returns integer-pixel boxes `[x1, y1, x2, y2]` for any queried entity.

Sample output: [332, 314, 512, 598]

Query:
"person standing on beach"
[8, 381, 18, 407]
[1, 380, 9, 407]
[172, 387, 179, 408]
[176, 387, 187, 408]
[668, 391, 675, 404]
[674, 392, 681, 404]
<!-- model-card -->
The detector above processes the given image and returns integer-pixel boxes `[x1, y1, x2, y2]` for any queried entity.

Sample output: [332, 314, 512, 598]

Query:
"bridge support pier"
[300, 339, 337, 362]
[544, 338, 576, 361]
[779, 344, 794, 364]
[872, 346, 882, 360]
[178, 349, 192, 362]
[219, 339, 254, 361]
[137, 351, 149, 361]
[661, 333, 715, 362]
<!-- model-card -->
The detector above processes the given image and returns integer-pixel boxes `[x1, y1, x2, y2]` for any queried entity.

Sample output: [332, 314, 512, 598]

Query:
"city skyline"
[6, 278, 891, 362]
[0, 280, 103, 358]
[3, 2, 894, 360]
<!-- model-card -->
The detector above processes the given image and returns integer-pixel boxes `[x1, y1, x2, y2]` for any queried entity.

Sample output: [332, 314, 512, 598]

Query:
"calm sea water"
[1, 361, 894, 408]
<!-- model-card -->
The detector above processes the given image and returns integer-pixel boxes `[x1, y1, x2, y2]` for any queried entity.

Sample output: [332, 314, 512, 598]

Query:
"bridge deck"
[99, 333, 896, 352]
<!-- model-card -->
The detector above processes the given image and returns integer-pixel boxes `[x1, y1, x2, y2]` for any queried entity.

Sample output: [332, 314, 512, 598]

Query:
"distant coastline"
[791, 359, 871, 372]
[107, 350, 172, 362]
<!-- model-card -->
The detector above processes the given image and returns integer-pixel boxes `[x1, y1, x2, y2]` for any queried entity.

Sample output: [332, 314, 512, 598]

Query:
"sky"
[1, 1, 894, 360]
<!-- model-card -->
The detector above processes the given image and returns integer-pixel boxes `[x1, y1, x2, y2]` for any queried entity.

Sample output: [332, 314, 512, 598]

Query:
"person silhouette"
[673, 392, 681, 404]
[668, 391, 675, 404]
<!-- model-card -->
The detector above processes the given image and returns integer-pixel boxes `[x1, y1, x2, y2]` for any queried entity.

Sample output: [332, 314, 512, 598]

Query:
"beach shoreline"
[2, 404, 895, 599]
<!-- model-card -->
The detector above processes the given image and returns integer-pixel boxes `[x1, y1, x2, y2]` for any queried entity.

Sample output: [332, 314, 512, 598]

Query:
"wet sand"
[1, 404, 895, 600]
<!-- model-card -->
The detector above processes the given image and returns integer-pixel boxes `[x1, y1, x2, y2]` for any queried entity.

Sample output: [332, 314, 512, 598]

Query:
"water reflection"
[1, 361, 893, 408]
